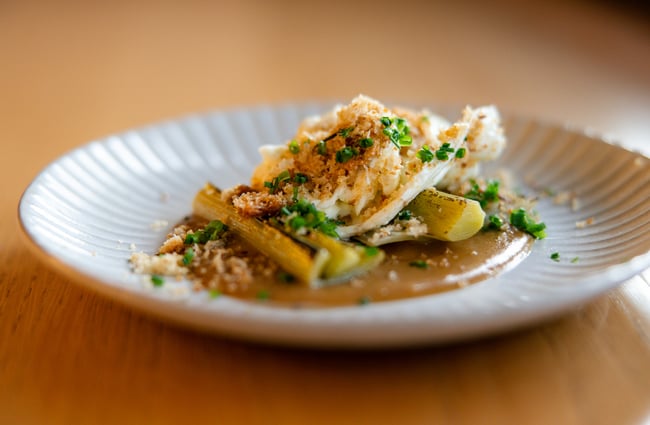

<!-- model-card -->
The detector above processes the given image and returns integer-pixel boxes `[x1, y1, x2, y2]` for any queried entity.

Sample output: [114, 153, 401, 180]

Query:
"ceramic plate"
[19, 102, 650, 348]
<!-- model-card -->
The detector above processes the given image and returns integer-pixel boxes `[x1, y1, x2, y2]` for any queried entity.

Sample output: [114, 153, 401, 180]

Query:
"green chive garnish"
[364, 246, 380, 257]
[510, 208, 546, 239]
[335, 146, 358, 163]
[358, 296, 371, 305]
[409, 260, 428, 269]
[397, 210, 412, 220]
[256, 290, 270, 300]
[317, 140, 327, 155]
[289, 140, 300, 154]
[417, 146, 434, 163]
[151, 275, 164, 286]
[182, 248, 195, 266]
[360, 138, 374, 148]
[488, 215, 504, 229]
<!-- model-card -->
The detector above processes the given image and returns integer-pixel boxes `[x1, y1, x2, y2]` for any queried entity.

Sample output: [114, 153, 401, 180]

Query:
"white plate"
[19, 102, 650, 348]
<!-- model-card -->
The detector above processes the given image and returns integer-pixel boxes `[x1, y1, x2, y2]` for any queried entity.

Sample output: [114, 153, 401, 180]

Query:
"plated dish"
[19, 100, 650, 347]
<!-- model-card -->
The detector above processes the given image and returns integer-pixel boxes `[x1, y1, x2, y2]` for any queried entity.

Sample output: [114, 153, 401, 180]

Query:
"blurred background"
[1, 0, 648, 174]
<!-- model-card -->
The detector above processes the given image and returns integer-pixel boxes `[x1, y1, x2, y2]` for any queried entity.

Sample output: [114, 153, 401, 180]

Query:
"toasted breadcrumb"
[576, 217, 595, 228]
[571, 197, 582, 212]
[130, 252, 188, 277]
[232, 191, 287, 217]
[158, 234, 184, 254]
[367, 217, 428, 244]
[553, 191, 572, 205]
[132, 221, 278, 295]
[221, 184, 255, 202]
[150, 220, 169, 231]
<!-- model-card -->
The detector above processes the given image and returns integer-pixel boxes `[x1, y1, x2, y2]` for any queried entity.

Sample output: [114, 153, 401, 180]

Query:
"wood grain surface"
[2, 0, 649, 424]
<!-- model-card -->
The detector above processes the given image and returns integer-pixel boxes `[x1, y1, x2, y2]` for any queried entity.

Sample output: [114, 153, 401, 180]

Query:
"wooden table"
[2, 1, 649, 423]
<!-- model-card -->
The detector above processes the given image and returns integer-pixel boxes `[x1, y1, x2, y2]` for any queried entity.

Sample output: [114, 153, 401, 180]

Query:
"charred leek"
[193, 184, 384, 287]
[359, 188, 485, 245]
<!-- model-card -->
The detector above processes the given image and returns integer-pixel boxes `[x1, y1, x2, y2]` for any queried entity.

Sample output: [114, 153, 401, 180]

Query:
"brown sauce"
[194, 221, 533, 307]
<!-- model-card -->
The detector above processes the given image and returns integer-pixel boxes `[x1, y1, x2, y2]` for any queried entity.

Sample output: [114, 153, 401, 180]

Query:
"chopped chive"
[399, 134, 413, 145]
[289, 139, 300, 154]
[488, 215, 504, 229]
[364, 246, 380, 257]
[256, 290, 271, 300]
[381, 116, 411, 149]
[510, 208, 546, 239]
[182, 247, 195, 266]
[409, 260, 428, 269]
[397, 210, 412, 220]
[358, 296, 371, 305]
[289, 215, 306, 230]
[294, 173, 308, 184]
[551, 252, 560, 262]
[335, 146, 358, 163]
[209, 289, 221, 298]
[151, 275, 164, 286]
[455, 147, 466, 158]
[279, 198, 339, 238]
[465, 179, 500, 209]
[417, 146, 434, 163]
[571, 257, 579, 263]
[435, 150, 449, 160]
[338, 127, 354, 137]
[359, 138, 374, 148]
[184, 220, 227, 244]
[278, 272, 295, 283]
[316, 140, 327, 155]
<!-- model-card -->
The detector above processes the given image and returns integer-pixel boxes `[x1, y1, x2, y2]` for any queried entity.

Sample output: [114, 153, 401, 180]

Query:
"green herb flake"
[338, 127, 354, 137]
[381, 116, 412, 149]
[184, 220, 228, 245]
[359, 138, 374, 148]
[256, 290, 271, 300]
[278, 272, 295, 283]
[409, 260, 428, 269]
[358, 296, 371, 306]
[551, 252, 560, 262]
[317, 140, 328, 155]
[294, 173, 309, 184]
[289, 139, 300, 154]
[209, 289, 221, 299]
[279, 198, 339, 238]
[182, 248, 195, 266]
[417, 146, 434, 163]
[436, 150, 449, 160]
[335, 146, 358, 163]
[488, 215, 504, 229]
[465, 179, 500, 209]
[151, 275, 164, 287]
[455, 147, 466, 158]
[364, 246, 380, 257]
[571, 257, 579, 263]
[397, 210, 412, 220]
[264, 170, 292, 194]
[510, 208, 547, 239]
[435, 143, 456, 160]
